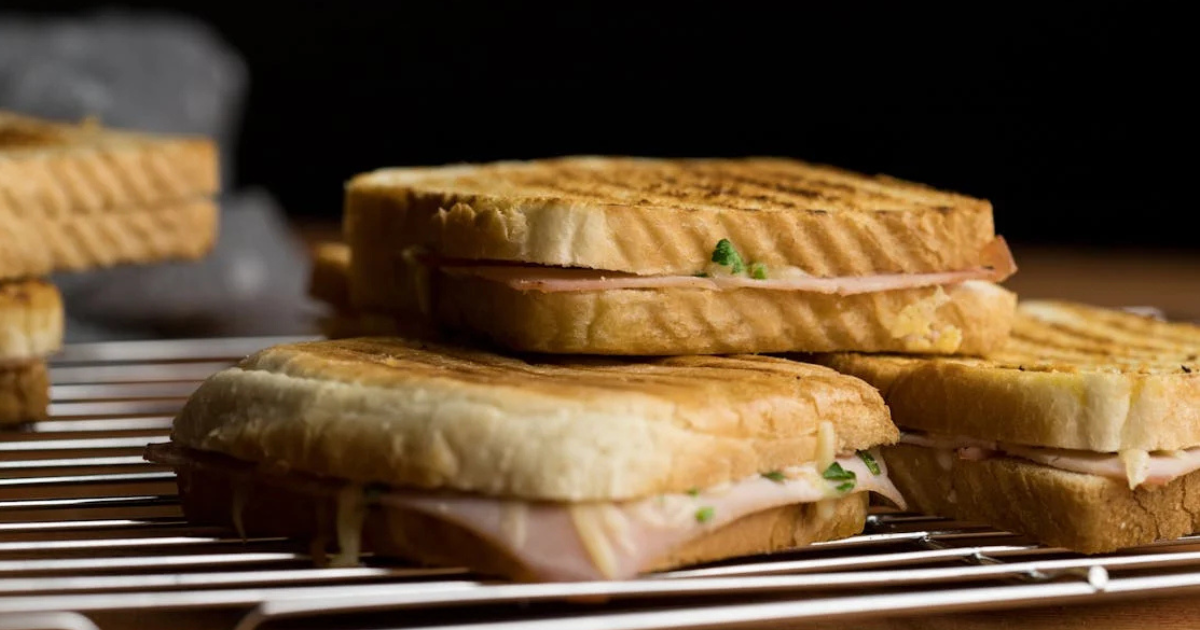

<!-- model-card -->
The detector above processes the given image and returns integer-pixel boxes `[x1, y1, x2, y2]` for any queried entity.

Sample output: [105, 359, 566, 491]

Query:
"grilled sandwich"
[0, 110, 219, 280]
[146, 337, 904, 581]
[345, 157, 1018, 355]
[814, 302, 1200, 552]
[0, 279, 63, 423]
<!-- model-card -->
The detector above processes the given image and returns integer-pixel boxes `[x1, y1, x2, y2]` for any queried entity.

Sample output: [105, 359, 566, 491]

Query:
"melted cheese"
[230, 476, 249, 541]
[329, 484, 368, 568]
[569, 504, 620, 579]
[1120, 449, 1151, 490]
[817, 421, 837, 472]
[499, 501, 528, 549]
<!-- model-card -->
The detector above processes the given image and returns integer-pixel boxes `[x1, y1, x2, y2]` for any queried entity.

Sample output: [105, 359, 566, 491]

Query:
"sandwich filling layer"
[435, 237, 1016, 296]
[147, 444, 903, 581]
[899, 431, 1200, 489]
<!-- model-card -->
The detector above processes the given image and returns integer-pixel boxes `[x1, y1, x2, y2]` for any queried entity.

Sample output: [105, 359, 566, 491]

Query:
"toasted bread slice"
[0, 111, 219, 279]
[815, 301, 1200, 452]
[308, 242, 352, 310]
[172, 337, 896, 502]
[346, 156, 999, 311]
[0, 279, 63, 362]
[0, 360, 49, 424]
[883, 443, 1200, 553]
[0, 111, 217, 217]
[0, 199, 218, 279]
[436, 277, 1016, 356]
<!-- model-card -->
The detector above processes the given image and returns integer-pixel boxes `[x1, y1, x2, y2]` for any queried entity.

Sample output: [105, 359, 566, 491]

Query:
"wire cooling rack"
[4, 337, 1200, 630]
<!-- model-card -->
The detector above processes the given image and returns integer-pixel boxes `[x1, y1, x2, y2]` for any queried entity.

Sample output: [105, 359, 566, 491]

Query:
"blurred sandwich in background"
[0, 110, 219, 278]
[1, 110, 220, 423]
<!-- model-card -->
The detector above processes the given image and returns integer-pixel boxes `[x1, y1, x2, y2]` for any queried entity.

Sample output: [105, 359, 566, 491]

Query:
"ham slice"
[384, 454, 904, 581]
[899, 432, 1200, 489]
[440, 237, 1017, 296]
[146, 444, 902, 582]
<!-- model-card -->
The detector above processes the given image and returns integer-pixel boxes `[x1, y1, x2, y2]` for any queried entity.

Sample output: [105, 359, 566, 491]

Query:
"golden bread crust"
[345, 156, 997, 310]
[884, 444, 1200, 553]
[172, 337, 896, 501]
[436, 278, 1015, 355]
[0, 279, 63, 361]
[817, 301, 1200, 451]
[308, 242, 352, 309]
[0, 199, 218, 279]
[0, 110, 218, 219]
[0, 360, 49, 424]
[172, 457, 867, 581]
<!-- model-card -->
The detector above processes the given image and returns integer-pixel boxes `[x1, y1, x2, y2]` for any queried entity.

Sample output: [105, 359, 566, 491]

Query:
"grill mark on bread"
[1051, 304, 1200, 345]
[0, 122, 70, 149]
[407, 158, 982, 215]
[1015, 310, 1200, 355]
[1, 111, 217, 224]
[851, 302, 1200, 376]
[345, 157, 998, 285]
[720, 165, 893, 206]
[278, 338, 849, 394]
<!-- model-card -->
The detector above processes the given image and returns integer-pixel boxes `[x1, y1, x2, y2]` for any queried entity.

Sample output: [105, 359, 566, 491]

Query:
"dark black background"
[7, 3, 1192, 247]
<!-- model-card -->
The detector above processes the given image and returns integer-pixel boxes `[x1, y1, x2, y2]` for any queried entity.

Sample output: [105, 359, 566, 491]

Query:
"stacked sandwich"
[0, 110, 219, 422]
[154, 157, 1037, 581]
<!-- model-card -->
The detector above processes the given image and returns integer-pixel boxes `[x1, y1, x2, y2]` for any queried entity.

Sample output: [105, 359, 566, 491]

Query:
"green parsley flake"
[686, 488, 700, 497]
[857, 451, 882, 475]
[711, 239, 746, 274]
[749, 262, 768, 280]
[835, 480, 856, 493]
[822, 462, 856, 481]
[695, 506, 715, 523]
[761, 470, 787, 483]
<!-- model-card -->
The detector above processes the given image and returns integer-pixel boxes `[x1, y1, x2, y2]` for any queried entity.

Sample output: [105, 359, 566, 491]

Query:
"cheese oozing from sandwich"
[900, 432, 1200, 489]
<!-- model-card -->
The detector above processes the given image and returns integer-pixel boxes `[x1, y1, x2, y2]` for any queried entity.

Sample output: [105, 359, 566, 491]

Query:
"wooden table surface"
[1005, 244, 1200, 320]
[294, 229, 1200, 628]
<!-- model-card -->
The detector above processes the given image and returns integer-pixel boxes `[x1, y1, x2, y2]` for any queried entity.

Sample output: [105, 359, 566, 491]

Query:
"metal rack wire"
[5, 337, 1200, 629]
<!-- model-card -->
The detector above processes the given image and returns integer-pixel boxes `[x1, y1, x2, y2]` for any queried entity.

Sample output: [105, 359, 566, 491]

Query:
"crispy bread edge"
[883, 444, 1200, 553]
[0, 279, 63, 360]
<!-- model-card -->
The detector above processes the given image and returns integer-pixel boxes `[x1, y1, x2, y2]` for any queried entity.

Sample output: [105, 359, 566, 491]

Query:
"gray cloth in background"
[1, 10, 320, 341]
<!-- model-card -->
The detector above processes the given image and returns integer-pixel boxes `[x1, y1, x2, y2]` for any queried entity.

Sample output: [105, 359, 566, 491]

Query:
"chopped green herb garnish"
[695, 506, 715, 523]
[749, 262, 768, 280]
[711, 239, 746, 274]
[761, 470, 787, 483]
[835, 480, 856, 493]
[857, 451, 881, 475]
[822, 462, 857, 482]
[686, 487, 700, 497]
